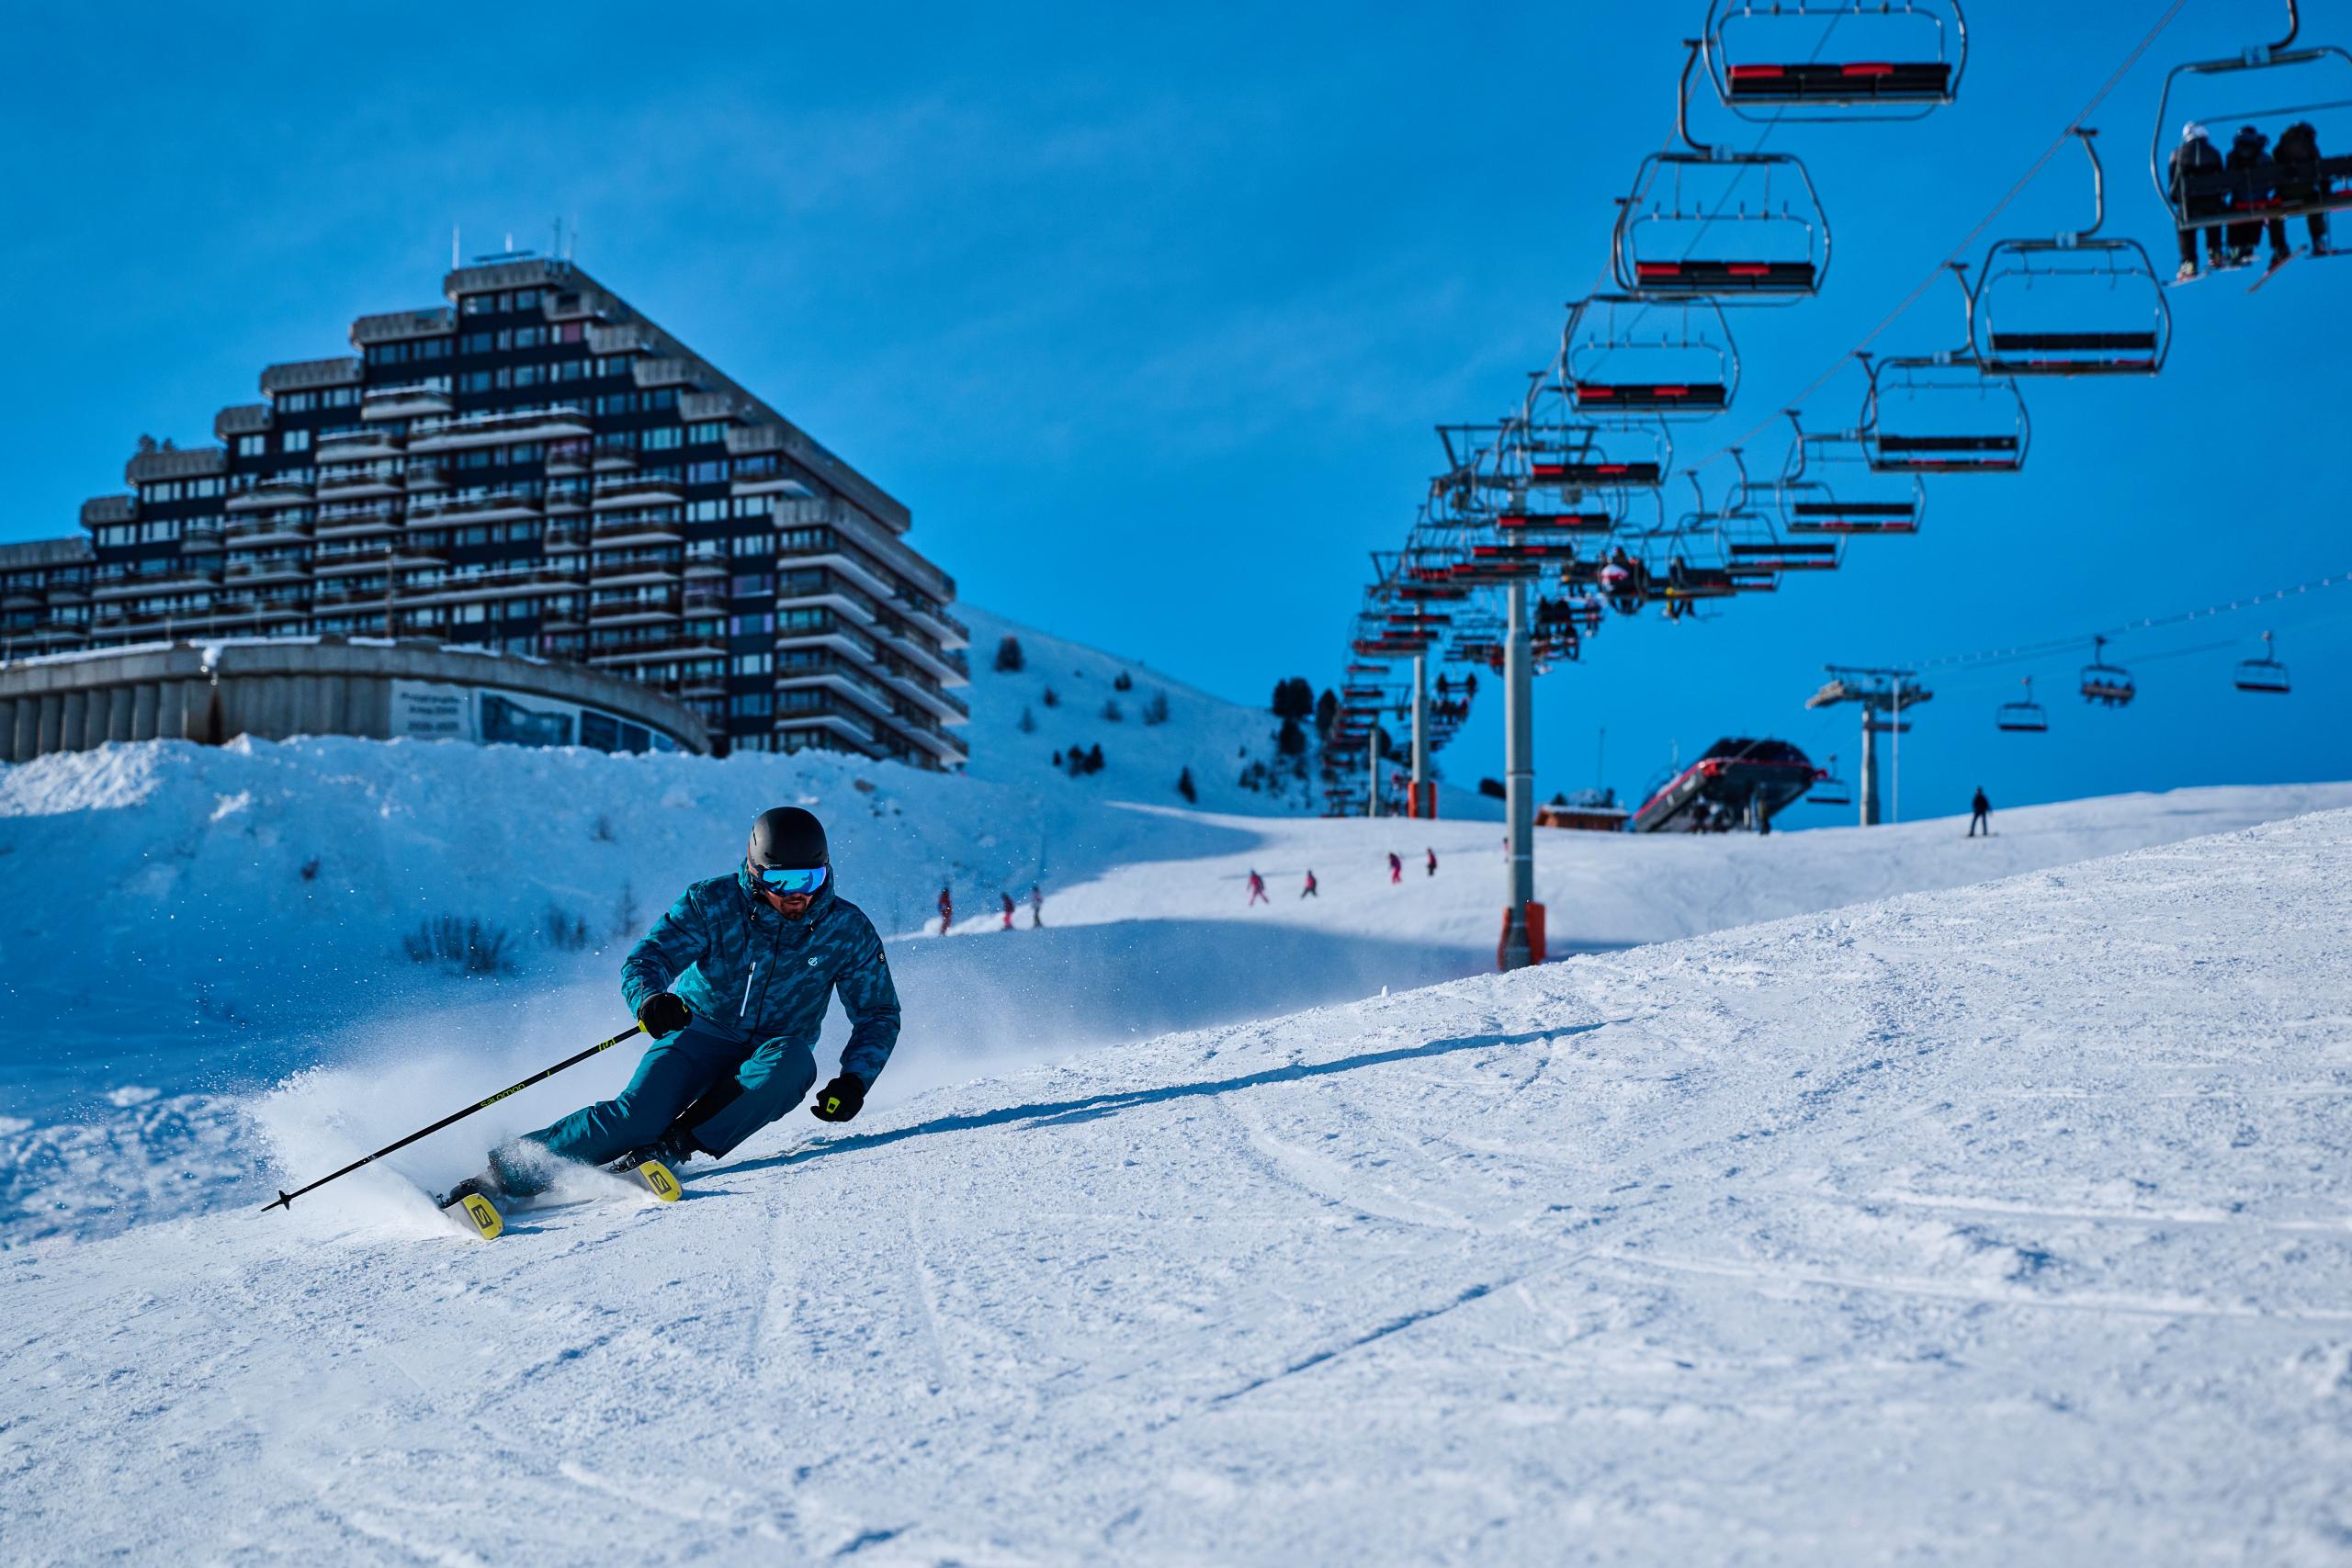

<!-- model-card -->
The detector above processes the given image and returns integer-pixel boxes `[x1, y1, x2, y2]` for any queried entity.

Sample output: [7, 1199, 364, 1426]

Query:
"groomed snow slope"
[5, 728, 2349, 1250]
[6, 812, 2350, 1563]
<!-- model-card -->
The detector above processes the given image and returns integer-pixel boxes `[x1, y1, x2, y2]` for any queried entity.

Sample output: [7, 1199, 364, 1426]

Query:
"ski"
[443, 1190, 505, 1240]
[620, 1156, 683, 1202]
[2247, 249, 2301, 293]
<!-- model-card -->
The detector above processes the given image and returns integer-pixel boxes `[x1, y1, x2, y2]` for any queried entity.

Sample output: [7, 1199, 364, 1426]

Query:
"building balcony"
[178, 524, 226, 554]
[592, 439, 639, 471]
[225, 516, 315, 548]
[308, 582, 390, 609]
[410, 404, 591, 451]
[312, 543, 442, 576]
[226, 476, 316, 512]
[363, 381, 453, 421]
[775, 704, 880, 754]
[207, 597, 309, 625]
[315, 466, 404, 501]
[405, 461, 451, 491]
[314, 502, 401, 538]
[92, 566, 223, 600]
[80, 494, 137, 528]
[224, 558, 312, 587]
[878, 662, 973, 725]
[395, 565, 567, 604]
[546, 440, 594, 474]
[2, 588, 42, 612]
[351, 307, 454, 346]
[592, 476, 685, 510]
[409, 486, 543, 525]
[584, 633, 728, 666]
[589, 555, 683, 589]
[45, 578, 91, 604]
[589, 512, 684, 547]
[587, 591, 684, 625]
[316, 427, 402, 463]
[543, 487, 589, 514]
[544, 525, 589, 554]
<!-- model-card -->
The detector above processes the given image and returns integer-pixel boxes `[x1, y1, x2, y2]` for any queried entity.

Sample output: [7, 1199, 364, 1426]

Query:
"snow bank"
[6, 808, 2350, 1562]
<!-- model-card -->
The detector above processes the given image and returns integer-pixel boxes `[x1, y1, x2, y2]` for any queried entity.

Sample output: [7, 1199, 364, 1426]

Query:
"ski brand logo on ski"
[451, 1192, 503, 1240]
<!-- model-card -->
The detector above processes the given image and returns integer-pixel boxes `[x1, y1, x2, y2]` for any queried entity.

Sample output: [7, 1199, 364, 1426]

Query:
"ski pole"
[261, 1022, 643, 1213]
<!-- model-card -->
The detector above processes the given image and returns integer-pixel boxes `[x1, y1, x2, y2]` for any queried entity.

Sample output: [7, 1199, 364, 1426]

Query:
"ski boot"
[435, 1171, 507, 1240]
[605, 1130, 693, 1202]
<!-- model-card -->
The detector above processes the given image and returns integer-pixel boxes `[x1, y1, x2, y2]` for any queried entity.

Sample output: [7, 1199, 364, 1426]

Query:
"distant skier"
[936, 884, 953, 935]
[1425, 847, 1438, 877]
[1029, 883, 1045, 929]
[1969, 786, 1992, 839]
[1000, 891, 1016, 931]
[1247, 869, 1269, 906]
[437, 807, 898, 1210]
[1388, 851, 1403, 885]
[1300, 868, 1318, 898]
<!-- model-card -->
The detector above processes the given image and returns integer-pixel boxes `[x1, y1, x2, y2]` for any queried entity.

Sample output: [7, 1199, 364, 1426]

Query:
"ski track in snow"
[4, 809, 2351, 1562]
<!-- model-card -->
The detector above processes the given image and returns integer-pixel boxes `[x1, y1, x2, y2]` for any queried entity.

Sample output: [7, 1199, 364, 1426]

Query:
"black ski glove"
[637, 991, 691, 1037]
[809, 1073, 866, 1122]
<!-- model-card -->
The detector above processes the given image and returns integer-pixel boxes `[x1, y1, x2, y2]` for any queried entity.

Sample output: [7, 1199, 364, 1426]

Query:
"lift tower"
[1805, 666, 1932, 827]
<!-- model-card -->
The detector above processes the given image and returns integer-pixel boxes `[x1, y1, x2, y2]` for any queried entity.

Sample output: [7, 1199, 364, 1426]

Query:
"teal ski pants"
[525, 1015, 818, 1169]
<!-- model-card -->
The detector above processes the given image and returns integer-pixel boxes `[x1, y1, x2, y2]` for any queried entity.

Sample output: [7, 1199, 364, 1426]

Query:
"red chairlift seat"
[1497, 510, 1615, 533]
[1574, 381, 1731, 411]
[1633, 259, 1819, 293]
[1706, 0, 1966, 120]
[1531, 458, 1666, 486]
[1868, 433, 2022, 471]
[1725, 60, 1952, 104]
[1788, 500, 1920, 533]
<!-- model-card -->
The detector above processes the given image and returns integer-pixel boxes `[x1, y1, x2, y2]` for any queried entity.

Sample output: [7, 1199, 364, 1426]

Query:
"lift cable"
[1907, 567, 2352, 675]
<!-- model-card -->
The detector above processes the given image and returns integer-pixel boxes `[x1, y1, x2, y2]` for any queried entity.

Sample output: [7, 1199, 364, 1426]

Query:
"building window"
[729, 653, 772, 676]
[729, 613, 774, 637]
[236, 434, 266, 457]
[283, 429, 311, 454]
[729, 693, 774, 717]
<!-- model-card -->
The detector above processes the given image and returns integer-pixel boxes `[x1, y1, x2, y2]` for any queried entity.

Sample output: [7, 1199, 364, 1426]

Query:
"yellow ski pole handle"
[261, 1023, 644, 1213]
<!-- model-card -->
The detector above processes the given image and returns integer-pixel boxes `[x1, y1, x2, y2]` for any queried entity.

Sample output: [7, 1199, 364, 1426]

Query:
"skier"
[2274, 120, 2332, 255]
[1029, 883, 1045, 929]
[1969, 786, 1992, 839]
[439, 807, 899, 1208]
[1300, 868, 1318, 898]
[1000, 891, 1015, 931]
[2168, 122, 2227, 277]
[2225, 124, 2286, 267]
[1425, 847, 1438, 877]
[1387, 851, 1403, 885]
[936, 884, 953, 935]
[1246, 869, 1269, 906]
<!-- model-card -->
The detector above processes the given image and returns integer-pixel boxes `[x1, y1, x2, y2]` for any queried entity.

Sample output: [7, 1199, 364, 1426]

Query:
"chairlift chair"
[1615, 42, 1832, 304]
[2234, 629, 2292, 693]
[1860, 266, 2031, 474]
[1971, 131, 2169, 377]
[1770, 412, 1926, 536]
[1808, 755, 1853, 807]
[2150, 1, 2352, 240]
[1704, 0, 1968, 122]
[1996, 677, 2050, 732]
[2078, 635, 2137, 706]
[1565, 296, 1740, 418]
[1512, 394, 1672, 491]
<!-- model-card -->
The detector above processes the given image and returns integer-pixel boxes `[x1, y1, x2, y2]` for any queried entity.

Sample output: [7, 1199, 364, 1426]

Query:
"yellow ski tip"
[632, 1159, 682, 1202]
[451, 1192, 504, 1240]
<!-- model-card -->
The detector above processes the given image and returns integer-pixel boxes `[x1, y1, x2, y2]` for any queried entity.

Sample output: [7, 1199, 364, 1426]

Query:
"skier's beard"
[762, 888, 813, 920]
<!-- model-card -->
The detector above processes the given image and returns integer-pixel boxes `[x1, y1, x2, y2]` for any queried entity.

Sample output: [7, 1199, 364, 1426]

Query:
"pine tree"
[1176, 766, 1197, 804]
[1085, 742, 1105, 774]
[1315, 686, 1340, 737]
[1017, 705, 1037, 734]
[1277, 716, 1306, 756]
[1114, 670, 1134, 692]
[1143, 688, 1170, 726]
[1101, 696, 1124, 723]
[992, 636, 1025, 673]
[1042, 686, 1059, 708]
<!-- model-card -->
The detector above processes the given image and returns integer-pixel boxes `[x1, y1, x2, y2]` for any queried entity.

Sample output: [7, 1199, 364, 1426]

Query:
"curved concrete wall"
[0, 638, 707, 762]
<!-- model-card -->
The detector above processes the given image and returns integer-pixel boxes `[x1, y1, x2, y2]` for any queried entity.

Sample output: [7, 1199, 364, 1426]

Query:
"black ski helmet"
[748, 807, 829, 872]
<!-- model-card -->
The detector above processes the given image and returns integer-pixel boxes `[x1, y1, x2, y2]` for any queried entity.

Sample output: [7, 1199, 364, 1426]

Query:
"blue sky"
[3, 1, 2346, 819]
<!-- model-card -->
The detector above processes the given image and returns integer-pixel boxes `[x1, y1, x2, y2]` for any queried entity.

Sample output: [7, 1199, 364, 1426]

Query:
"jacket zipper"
[740, 963, 758, 1018]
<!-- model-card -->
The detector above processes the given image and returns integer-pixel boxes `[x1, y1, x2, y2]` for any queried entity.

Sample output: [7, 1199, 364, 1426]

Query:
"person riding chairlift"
[2168, 121, 2226, 279]
[2275, 120, 2333, 256]
[2225, 124, 2289, 269]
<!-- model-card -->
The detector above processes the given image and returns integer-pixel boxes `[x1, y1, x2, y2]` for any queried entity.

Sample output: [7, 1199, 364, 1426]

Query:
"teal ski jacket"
[621, 867, 901, 1086]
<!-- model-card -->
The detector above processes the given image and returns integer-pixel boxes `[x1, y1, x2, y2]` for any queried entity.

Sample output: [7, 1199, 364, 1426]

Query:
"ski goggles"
[754, 864, 828, 895]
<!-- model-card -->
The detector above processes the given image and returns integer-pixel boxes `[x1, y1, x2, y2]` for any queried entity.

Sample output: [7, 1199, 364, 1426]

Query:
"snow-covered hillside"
[958, 604, 1319, 814]
[7, 808, 2350, 1562]
[5, 722, 2349, 1249]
